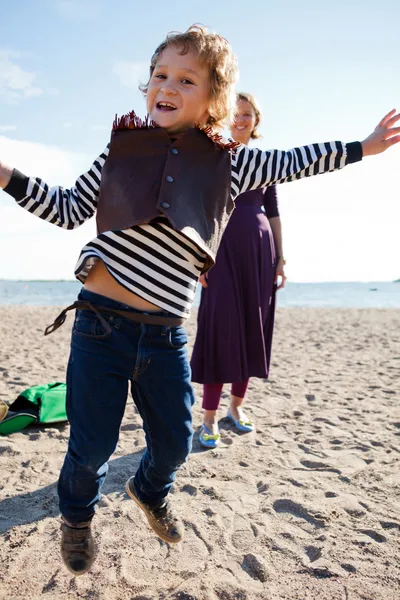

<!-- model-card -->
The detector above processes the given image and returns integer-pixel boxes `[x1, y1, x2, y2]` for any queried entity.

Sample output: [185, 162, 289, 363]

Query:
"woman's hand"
[199, 274, 208, 288]
[361, 110, 400, 156]
[275, 258, 287, 290]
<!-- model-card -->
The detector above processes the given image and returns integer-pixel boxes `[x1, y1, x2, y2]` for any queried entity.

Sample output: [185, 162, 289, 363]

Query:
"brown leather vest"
[96, 123, 236, 272]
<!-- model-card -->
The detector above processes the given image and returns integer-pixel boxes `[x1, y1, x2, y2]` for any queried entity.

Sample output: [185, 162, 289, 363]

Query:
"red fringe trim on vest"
[112, 110, 240, 152]
[199, 125, 240, 152]
[112, 111, 158, 131]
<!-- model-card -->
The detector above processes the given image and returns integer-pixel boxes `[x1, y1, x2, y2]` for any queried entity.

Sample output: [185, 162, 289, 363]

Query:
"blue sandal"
[227, 410, 254, 433]
[199, 424, 221, 449]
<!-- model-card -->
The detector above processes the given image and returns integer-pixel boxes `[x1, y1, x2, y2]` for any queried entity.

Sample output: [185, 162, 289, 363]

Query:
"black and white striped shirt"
[5, 139, 361, 317]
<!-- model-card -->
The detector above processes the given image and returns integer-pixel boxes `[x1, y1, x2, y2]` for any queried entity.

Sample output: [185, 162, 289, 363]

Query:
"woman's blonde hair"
[236, 92, 263, 139]
[140, 24, 238, 130]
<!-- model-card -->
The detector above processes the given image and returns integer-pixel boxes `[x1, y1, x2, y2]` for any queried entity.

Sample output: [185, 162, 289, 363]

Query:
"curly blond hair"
[236, 92, 263, 139]
[140, 24, 238, 130]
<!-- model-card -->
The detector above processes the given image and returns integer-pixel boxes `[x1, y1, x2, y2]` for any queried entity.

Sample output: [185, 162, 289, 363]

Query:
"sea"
[0, 280, 399, 309]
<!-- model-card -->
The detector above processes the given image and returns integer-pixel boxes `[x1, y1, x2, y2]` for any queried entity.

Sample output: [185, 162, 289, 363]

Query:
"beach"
[0, 306, 399, 600]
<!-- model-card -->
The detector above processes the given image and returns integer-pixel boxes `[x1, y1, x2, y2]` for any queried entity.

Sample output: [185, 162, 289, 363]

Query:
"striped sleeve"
[230, 141, 362, 197]
[3, 145, 109, 229]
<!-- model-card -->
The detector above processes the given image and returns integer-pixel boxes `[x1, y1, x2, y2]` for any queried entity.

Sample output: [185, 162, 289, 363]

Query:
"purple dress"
[191, 187, 279, 384]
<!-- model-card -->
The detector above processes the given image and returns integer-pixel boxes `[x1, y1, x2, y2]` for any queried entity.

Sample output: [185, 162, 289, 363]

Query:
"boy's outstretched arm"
[0, 146, 110, 229]
[233, 109, 400, 196]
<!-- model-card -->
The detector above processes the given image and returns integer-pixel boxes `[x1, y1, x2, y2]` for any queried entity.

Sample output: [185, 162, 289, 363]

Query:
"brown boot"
[126, 477, 184, 544]
[60, 518, 95, 575]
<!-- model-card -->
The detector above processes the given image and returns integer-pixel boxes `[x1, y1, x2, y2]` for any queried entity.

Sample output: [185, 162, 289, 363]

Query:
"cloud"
[0, 125, 17, 132]
[0, 136, 97, 279]
[0, 50, 43, 104]
[276, 153, 400, 282]
[0, 135, 92, 182]
[113, 61, 149, 89]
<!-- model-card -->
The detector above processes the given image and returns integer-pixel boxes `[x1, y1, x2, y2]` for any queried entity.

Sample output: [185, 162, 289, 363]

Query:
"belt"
[44, 300, 185, 337]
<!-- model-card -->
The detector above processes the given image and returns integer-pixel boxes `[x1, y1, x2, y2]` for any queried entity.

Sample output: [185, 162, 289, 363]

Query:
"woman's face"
[231, 99, 257, 145]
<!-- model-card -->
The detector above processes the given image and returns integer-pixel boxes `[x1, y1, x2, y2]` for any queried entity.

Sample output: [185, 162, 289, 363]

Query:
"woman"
[191, 92, 287, 448]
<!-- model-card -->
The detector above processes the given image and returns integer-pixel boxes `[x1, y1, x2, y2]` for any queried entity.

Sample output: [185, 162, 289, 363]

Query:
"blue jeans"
[58, 289, 195, 523]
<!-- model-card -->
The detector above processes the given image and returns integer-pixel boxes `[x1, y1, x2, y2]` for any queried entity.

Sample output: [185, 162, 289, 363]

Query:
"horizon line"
[0, 279, 399, 285]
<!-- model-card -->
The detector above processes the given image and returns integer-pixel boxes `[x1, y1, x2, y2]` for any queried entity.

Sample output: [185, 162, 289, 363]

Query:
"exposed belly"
[84, 259, 162, 312]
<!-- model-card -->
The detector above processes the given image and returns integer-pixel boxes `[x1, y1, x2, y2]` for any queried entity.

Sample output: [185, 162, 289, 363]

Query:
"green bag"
[0, 382, 67, 435]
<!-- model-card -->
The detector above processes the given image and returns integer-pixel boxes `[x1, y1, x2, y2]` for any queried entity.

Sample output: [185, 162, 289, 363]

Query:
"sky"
[0, 0, 399, 282]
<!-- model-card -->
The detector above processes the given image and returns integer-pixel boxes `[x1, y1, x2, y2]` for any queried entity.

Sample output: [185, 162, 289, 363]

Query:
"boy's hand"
[361, 109, 400, 156]
[0, 162, 13, 190]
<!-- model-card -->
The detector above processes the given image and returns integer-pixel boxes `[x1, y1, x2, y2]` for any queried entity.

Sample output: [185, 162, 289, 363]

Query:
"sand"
[0, 306, 399, 600]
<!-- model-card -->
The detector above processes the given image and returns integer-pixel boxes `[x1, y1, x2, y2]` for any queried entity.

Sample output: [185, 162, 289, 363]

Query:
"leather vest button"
[171, 148, 179, 155]
[161, 202, 170, 209]
[165, 175, 174, 183]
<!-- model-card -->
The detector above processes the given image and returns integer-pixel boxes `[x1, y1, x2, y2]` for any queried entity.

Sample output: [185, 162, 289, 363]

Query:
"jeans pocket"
[166, 325, 188, 349]
[73, 310, 113, 339]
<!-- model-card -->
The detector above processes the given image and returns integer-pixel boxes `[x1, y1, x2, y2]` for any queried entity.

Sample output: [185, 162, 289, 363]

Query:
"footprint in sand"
[286, 478, 306, 488]
[312, 427, 322, 434]
[273, 499, 327, 529]
[341, 563, 357, 573]
[220, 431, 234, 445]
[392, 422, 400, 436]
[0, 445, 21, 456]
[120, 423, 142, 432]
[313, 417, 337, 427]
[170, 593, 199, 600]
[305, 545, 322, 562]
[180, 484, 198, 496]
[297, 443, 327, 458]
[256, 481, 268, 493]
[359, 529, 387, 543]
[299, 460, 341, 474]
[324, 491, 338, 498]
[42, 571, 60, 594]
[241, 553, 269, 582]
[380, 521, 400, 530]
[183, 520, 213, 554]
[201, 486, 221, 501]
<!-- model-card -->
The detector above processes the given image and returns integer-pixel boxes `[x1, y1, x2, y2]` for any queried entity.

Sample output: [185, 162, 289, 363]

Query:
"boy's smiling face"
[147, 45, 211, 134]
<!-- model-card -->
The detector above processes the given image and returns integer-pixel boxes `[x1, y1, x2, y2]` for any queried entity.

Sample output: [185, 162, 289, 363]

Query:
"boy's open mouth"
[156, 102, 177, 112]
